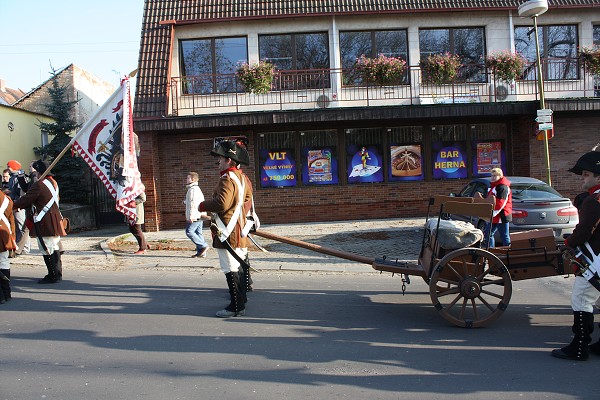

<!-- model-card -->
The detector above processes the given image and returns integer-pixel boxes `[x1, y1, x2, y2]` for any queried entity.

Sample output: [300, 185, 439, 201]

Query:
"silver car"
[451, 176, 579, 241]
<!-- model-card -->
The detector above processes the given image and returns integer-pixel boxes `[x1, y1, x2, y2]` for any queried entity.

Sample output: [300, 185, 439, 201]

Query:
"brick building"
[132, 0, 600, 231]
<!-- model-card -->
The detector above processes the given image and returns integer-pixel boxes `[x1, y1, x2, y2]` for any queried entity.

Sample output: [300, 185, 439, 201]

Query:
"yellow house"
[0, 104, 55, 171]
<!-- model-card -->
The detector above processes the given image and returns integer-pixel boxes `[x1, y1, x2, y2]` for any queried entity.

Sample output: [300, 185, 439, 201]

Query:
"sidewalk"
[10, 218, 426, 274]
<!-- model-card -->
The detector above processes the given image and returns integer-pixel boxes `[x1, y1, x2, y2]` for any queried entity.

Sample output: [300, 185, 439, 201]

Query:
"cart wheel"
[429, 248, 512, 328]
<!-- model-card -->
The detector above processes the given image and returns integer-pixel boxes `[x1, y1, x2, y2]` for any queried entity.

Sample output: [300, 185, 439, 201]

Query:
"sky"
[0, 0, 145, 93]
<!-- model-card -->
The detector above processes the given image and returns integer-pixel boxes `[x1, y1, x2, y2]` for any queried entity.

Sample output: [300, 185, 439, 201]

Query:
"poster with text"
[302, 148, 339, 185]
[389, 144, 424, 181]
[473, 141, 504, 176]
[259, 148, 297, 188]
[432, 142, 467, 179]
[346, 144, 383, 183]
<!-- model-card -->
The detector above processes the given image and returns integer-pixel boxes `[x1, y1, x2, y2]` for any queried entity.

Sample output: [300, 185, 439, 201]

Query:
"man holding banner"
[14, 160, 67, 283]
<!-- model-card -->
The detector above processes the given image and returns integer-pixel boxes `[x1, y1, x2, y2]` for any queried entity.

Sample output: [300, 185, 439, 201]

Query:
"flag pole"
[37, 128, 87, 181]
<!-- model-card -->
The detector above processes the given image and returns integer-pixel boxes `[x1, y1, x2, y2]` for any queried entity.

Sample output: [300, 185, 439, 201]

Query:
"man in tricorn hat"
[552, 150, 600, 360]
[199, 140, 253, 317]
[13, 160, 67, 284]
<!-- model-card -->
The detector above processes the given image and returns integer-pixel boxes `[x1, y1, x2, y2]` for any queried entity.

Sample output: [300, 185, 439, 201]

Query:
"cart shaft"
[253, 230, 375, 266]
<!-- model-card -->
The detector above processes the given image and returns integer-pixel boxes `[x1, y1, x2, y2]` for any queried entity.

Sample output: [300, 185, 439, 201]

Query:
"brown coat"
[13, 177, 67, 238]
[0, 192, 16, 252]
[203, 168, 252, 249]
[566, 188, 600, 259]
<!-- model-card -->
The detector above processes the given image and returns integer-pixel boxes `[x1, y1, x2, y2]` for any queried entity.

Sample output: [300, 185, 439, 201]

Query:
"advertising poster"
[473, 141, 504, 176]
[432, 142, 467, 179]
[389, 144, 424, 181]
[346, 144, 383, 183]
[259, 148, 297, 188]
[302, 148, 339, 185]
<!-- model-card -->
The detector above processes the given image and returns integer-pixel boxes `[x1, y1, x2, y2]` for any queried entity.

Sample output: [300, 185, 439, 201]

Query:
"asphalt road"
[1, 220, 598, 399]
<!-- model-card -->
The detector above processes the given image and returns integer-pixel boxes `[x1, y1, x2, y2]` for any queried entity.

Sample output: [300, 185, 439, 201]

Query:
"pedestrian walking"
[6, 160, 31, 255]
[184, 172, 209, 258]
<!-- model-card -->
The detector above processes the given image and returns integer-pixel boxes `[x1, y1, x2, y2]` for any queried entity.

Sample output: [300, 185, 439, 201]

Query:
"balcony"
[168, 59, 599, 117]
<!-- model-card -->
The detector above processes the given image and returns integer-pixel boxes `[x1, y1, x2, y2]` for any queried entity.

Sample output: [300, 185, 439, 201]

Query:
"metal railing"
[168, 59, 599, 116]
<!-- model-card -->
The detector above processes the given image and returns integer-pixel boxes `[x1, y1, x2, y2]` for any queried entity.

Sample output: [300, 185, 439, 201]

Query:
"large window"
[514, 24, 578, 80]
[419, 28, 486, 82]
[340, 30, 409, 85]
[180, 37, 248, 94]
[259, 32, 330, 90]
[258, 33, 330, 71]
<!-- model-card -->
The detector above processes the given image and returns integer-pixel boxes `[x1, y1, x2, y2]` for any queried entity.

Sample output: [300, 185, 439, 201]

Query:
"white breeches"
[37, 236, 61, 255]
[571, 276, 600, 313]
[216, 247, 248, 273]
[0, 251, 9, 269]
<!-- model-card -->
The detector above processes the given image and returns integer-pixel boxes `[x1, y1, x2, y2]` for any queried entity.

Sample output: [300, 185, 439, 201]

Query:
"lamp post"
[518, 0, 551, 185]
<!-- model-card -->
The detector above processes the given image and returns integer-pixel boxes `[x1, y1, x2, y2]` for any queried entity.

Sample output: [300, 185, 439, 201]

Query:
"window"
[594, 25, 600, 97]
[345, 128, 384, 184]
[180, 37, 248, 94]
[258, 132, 297, 188]
[340, 30, 409, 85]
[259, 33, 330, 90]
[431, 125, 468, 179]
[259, 33, 329, 70]
[419, 28, 486, 82]
[470, 123, 507, 177]
[388, 127, 424, 181]
[300, 130, 339, 185]
[514, 24, 578, 80]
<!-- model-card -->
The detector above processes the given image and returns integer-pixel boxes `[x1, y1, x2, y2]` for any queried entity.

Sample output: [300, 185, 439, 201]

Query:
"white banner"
[72, 77, 143, 224]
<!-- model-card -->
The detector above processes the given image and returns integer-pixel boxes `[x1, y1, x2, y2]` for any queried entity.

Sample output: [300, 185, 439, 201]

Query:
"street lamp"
[518, 0, 551, 185]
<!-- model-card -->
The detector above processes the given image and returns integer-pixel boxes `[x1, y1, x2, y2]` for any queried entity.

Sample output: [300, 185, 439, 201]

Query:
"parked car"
[450, 176, 578, 241]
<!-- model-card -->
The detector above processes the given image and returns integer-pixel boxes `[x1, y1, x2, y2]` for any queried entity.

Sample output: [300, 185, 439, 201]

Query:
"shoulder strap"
[34, 179, 60, 223]
[0, 197, 11, 234]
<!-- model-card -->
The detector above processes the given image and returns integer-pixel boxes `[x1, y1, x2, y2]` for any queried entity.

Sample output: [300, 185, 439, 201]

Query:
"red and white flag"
[72, 77, 144, 224]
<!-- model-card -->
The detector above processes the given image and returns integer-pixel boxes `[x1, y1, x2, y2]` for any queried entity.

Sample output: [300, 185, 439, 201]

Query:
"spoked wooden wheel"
[429, 248, 512, 328]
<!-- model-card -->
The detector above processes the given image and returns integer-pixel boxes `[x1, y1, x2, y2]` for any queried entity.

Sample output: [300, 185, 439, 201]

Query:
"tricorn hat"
[210, 140, 250, 166]
[32, 159, 52, 176]
[569, 151, 600, 175]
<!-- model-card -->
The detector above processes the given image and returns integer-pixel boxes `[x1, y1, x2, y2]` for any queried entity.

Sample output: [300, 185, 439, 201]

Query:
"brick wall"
[138, 115, 599, 231]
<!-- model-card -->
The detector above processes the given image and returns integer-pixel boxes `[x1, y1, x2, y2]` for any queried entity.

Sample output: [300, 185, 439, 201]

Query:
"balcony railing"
[168, 59, 599, 117]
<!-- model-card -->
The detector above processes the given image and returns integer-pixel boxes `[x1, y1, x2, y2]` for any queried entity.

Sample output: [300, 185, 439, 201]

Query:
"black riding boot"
[38, 254, 59, 284]
[243, 255, 253, 292]
[0, 269, 11, 301]
[52, 251, 63, 281]
[590, 322, 600, 356]
[551, 311, 594, 360]
[0, 270, 6, 304]
[237, 269, 248, 304]
[216, 272, 245, 318]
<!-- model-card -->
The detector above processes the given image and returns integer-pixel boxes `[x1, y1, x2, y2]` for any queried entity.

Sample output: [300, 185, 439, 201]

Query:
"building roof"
[0, 80, 26, 106]
[134, 0, 600, 121]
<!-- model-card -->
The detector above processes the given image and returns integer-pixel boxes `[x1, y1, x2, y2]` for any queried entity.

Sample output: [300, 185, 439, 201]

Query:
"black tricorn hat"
[210, 140, 250, 166]
[569, 151, 600, 175]
[32, 159, 52, 176]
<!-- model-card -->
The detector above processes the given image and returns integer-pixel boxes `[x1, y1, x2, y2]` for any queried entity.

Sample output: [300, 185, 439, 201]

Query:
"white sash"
[34, 179, 59, 223]
[0, 197, 11, 234]
[213, 172, 246, 242]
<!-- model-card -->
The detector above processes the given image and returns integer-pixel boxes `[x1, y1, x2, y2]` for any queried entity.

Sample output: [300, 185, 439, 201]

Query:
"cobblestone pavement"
[10, 218, 427, 274]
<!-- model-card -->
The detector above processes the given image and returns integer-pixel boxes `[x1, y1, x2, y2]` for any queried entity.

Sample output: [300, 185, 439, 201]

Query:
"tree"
[35, 68, 90, 203]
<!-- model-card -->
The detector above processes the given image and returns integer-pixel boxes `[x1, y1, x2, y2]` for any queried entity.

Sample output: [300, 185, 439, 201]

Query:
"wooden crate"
[489, 228, 562, 280]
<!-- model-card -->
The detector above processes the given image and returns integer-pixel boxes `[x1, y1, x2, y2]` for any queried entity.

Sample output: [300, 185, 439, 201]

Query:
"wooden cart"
[254, 195, 568, 328]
